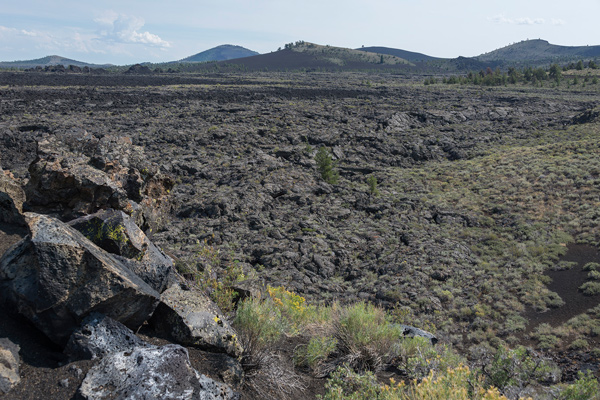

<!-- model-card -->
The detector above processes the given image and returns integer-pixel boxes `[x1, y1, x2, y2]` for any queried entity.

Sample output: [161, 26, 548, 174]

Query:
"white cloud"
[515, 17, 545, 25]
[551, 18, 566, 26]
[94, 12, 170, 47]
[20, 29, 38, 37]
[489, 14, 550, 25]
[0, 11, 170, 63]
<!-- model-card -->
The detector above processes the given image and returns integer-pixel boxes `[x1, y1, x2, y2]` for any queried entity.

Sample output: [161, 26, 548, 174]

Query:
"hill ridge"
[477, 39, 600, 63]
[178, 44, 259, 63]
[0, 55, 110, 69]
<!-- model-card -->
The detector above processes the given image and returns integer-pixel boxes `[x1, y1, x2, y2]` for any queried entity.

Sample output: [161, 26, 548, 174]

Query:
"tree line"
[425, 60, 599, 87]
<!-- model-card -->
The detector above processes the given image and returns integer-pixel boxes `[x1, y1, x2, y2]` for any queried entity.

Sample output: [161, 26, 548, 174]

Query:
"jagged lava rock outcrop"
[0, 168, 26, 226]
[150, 281, 243, 358]
[79, 344, 238, 400]
[68, 209, 175, 293]
[66, 314, 238, 400]
[26, 130, 173, 232]
[0, 213, 160, 345]
[64, 312, 152, 361]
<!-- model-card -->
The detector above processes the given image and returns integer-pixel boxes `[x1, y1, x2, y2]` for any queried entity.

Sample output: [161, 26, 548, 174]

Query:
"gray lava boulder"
[68, 209, 175, 293]
[65, 313, 151, 361]
[0, 213, 160, 345]
[26, 137, 131, 216]
[79, 344, 238, 400]
[25, 132, 174, 232]
[0, 338, 20, 394]
[0, 169, 26, 226]
[150, 282, 242, 358]
[397, 324, 438, 345]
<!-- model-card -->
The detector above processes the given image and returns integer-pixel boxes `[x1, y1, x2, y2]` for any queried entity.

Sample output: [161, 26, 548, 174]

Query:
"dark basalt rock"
[68, 209, 175, 293]
[0, 168, 26, 226]
[0, 213, 160, 346]
[125, 64, 153, 75]
[64, 312, 151, 361]
[25, 131, 174, 232]
[79, 344, 238, 400]
[150, 282, 243, 358]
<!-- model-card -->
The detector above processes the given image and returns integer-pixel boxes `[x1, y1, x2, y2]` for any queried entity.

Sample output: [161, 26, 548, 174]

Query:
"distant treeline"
[426, 60, 599, 86]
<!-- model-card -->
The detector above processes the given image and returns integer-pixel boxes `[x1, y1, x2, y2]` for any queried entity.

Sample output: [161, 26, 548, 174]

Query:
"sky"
[1, 0, 600, 65]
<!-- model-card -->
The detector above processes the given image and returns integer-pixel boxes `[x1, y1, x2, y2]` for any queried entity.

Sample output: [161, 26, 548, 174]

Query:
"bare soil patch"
[526, 244, 600, 331]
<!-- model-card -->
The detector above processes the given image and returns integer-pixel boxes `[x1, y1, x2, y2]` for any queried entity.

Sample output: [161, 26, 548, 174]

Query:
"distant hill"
[289, 42, 413, 66]
[357, 46, 440, 62]
[0, 55, 109, 69]
[188, 41, 416, 72]
[178, 45, 259, 62]
[477, 39, 600, 64]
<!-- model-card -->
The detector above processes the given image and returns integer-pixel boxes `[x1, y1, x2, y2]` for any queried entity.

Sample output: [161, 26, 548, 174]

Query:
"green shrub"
[558, 371, 600, 400]
[336, 302, 403, 370]
[584, 262, 600, 271]
[537, 334, 561, 350]
[397, 337, 464, 379]
[267, 285, 325, 334]
[502, 314, 528, 334]
[318, 365, 509, 400]
[234, 295, 308, 399]
[179, 240, 245, 313]
[400, 365, 508, 400]
[338, 302, 399, 348]
[569, 339, 589, 350]
[294, 336, 338, 373]
[555, 260, 578, 270]
[367, 175, 380, 196]
[315, 146, 339, 184]
[317, 366, 389, 400]
[580, 281, 600, 296]
[588, 270, 600, 280]
[478, 345, 559, 391]
[234, 297, 284, 349]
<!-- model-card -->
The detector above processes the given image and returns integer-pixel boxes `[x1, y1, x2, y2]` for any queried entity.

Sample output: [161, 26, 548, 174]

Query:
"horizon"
[1, 0, 599, 65]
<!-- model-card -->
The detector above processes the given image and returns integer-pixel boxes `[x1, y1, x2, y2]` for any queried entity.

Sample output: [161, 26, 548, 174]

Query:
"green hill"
[357, 46, 440, 62]
[178, 45, 259, 62]
[288, 41, 413, 67]
[477, 39, 600, 64]
[0, 55, 109, 69]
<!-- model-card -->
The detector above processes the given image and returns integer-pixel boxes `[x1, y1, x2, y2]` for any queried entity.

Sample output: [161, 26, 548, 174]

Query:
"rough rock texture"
[25, 130, 173, 232]
[64, 313, 151, 361]
[0, 213, 160, 345]
[68, 209, 175, 293]
[397, 324, 438, 345]
[150, 282, 242, 358]
[125, 64, 153, 75]
[0, 337, 20, 394]
[79, 344, 238, 400]
[0, 169, 26, 226]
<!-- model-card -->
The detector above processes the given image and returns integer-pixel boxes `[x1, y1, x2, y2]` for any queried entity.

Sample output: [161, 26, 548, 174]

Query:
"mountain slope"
[289, 42, 413, 66]
[0, 55, 109, 69]
[172, 42, 416, 72]
[477, 39, 600, 63]
[357, 46, 440, 62]
[179, 45, 258, 62]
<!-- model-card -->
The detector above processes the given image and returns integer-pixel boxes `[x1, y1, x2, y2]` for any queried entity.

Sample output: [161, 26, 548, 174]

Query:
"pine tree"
[315, 147, 339, 184]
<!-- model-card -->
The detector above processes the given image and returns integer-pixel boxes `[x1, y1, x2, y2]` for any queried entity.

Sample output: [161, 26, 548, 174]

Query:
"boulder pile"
[0, 132, 241, 398]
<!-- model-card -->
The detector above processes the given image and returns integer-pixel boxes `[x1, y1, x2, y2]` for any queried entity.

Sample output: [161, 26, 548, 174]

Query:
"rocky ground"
[1, 70, 600, 398]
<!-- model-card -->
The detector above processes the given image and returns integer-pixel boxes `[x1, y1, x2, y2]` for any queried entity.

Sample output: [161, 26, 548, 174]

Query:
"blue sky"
[1, 0, 599, 65]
